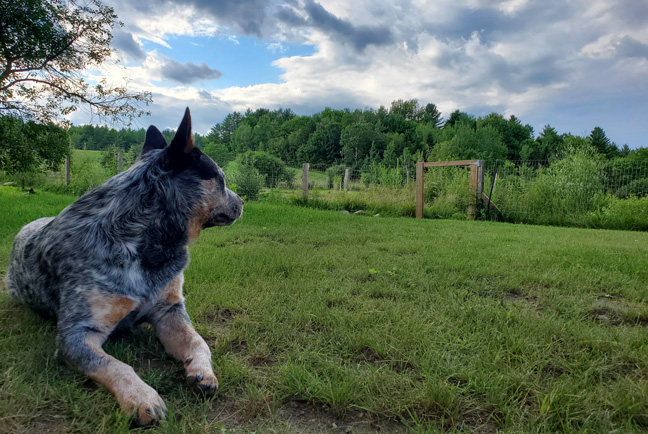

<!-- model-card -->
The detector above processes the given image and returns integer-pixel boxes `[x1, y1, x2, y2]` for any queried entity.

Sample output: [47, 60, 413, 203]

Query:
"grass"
[1, 185, 648, 433]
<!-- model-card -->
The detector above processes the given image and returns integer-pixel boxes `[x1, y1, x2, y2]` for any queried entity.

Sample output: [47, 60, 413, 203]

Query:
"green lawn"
[0, 186, 647, 433]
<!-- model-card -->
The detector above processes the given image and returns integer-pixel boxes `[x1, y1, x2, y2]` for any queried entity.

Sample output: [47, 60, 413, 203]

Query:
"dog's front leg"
[58, 290, 167, 425]
[152, 274, 217, 393]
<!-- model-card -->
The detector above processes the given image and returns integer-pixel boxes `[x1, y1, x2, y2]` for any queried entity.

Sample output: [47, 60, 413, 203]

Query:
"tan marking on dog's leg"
[154, 274, 217, 392]
[82, 290, 164, 424]
[86, 337, 167, 425]
[87, 288, 138, 332]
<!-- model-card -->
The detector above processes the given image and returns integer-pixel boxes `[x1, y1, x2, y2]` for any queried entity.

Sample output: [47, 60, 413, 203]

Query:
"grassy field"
[0, 185, 647, 433]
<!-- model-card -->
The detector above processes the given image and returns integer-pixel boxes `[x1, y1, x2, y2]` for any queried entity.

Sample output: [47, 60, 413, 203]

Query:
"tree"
[589, 126, 619, 159]
[421, 103, 443, 127]
[444, 110, 476, 129]
[430, 123, 507, 161]
[0, 0, 151, 124]
[0, 115, 69, 187]
[207, 112, 243, 149]
[340, 123, 376, 169]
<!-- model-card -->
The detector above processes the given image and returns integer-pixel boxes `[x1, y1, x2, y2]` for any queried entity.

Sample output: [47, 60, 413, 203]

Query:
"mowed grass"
[0, 186, 647, 433]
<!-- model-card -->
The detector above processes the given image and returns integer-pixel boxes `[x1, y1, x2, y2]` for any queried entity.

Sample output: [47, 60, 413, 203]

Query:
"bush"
[494, 145, 607, 226]
[203, 141, 232, 167]
[612, 178, 648, 199]
[326, 164, 346, 189]
[237, 151, 293, 188]
[587, 195, 648, 231]
[360, 162, 406, 188]
[424, 166, 471, 218]
[229, 164, 265, 201]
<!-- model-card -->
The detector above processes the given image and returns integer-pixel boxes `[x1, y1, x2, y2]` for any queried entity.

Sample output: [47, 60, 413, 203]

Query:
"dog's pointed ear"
[167, 107, 195, 171]
[142, 125, 167, 156]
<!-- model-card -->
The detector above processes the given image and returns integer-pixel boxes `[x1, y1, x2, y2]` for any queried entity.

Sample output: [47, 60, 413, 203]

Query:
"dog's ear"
[167, 107, 195, 171]
[142, 125, 167, 156]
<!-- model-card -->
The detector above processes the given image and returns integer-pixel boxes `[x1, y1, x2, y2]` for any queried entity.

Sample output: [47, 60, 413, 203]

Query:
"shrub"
[326, 164, 346, 189]
[612, 178, 648, 199]
[494, 145, 607, 226]
[229, 164, 265, 201]
[237, 151, 293, 188]
[587, 195, 648, 231]
[360, 162, 406, 188]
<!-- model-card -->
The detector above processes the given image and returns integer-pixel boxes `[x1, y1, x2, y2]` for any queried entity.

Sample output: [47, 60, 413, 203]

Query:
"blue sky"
[77, 0, 648, 148]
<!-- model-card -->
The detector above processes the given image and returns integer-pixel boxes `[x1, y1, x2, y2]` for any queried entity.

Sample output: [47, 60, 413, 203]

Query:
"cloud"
[159, 59, 223, 84]
[111, 30, 146, 61]
[302, 1, 394, 50]
[74, 0, 648, 147]
[616, 36, 648, 59]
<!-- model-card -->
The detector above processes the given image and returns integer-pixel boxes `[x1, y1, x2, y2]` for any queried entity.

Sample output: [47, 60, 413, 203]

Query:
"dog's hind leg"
[58, 289, 167, 425]
[151, 274, 218, 393]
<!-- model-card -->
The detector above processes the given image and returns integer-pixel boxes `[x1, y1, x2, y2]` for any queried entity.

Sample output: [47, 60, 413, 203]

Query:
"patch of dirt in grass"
[210, 399, 406, 433]
[368, 291, 397, 301]
[199, 307, 246, 324]
[352, 346, 415, 373]
[504, 288, 540, 309]
[459, 406, 502, 434]
[589, 304, 648, 327]
[7, 414, 69, 434]
[539, 361, 566, 378]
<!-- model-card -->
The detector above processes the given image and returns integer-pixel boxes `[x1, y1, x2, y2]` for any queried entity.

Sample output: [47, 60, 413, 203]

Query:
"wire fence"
[5, 148, 648, 230]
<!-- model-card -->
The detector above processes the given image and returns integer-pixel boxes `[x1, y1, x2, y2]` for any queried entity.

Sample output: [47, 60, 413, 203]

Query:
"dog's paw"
[122, 384, 168, 426]
[185, 357, 218, 394]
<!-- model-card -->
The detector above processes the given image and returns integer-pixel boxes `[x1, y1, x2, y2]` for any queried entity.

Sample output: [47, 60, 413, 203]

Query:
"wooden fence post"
[117, 151, 124, 172]
[302, 163, 309, 198]
[416, 161, 424, 219]
[468, 161, 483, 220]
[344, 169, 350, 191]
[65, 154, 71, 185]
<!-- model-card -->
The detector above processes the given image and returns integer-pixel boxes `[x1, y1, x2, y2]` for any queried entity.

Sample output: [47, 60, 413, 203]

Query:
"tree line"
[2, 98, 648, 180]
[199, 99, 644, 171]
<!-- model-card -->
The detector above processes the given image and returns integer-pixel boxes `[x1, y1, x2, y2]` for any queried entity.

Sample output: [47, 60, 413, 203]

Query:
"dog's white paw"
[185, 357, 218, 393]
[120, 383, 168, 425]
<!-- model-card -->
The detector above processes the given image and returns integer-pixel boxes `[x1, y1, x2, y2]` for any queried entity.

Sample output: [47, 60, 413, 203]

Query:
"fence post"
[65, 154, 71, 185]
[416, 162, 424, 219]
[302, 163, 309, 198]
[117, 151, 124, 172]
[344, 169, 350, 191]
[478, 160, 484, 199]
[468, 161, 482, 220]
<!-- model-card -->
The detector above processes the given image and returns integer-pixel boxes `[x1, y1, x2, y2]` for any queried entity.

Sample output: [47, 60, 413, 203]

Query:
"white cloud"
[70, 0, 648, 145]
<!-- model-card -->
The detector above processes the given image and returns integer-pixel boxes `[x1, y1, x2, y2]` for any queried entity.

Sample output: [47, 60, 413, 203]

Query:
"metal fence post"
[302, 163, 309, 198]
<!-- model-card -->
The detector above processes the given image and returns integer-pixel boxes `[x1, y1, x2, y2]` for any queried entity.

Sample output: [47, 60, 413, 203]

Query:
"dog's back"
[4, 217, 57, 317]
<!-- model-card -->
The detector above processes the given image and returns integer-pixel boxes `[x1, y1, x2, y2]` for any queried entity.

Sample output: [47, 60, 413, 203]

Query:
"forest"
[65, 99, 647, 172]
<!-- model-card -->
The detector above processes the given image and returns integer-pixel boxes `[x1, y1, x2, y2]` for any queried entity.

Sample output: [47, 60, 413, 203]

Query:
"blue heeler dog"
[4, 108, 243, 425]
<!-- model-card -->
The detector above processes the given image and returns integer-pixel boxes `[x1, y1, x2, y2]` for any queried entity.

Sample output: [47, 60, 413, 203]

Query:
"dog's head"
[142, 108, 243, 238]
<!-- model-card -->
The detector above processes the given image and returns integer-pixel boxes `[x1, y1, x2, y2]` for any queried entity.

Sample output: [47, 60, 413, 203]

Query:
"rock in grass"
[340, 210, 350, 214]
[354, 210, 365, 215]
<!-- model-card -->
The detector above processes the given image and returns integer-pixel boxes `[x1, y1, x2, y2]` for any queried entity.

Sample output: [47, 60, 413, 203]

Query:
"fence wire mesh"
[6, 148, 648, 230]
[484, 159, 648, 226]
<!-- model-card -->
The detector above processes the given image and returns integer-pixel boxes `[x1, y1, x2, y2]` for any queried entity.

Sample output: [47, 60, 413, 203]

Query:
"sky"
[75, 0, 648, 148]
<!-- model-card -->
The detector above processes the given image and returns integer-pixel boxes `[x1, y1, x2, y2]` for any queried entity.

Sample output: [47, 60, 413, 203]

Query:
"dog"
[3, 108, 243, 425]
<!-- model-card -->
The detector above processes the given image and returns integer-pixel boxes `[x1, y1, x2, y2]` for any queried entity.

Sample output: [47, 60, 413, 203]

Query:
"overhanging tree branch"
[0, 0, 151, 126]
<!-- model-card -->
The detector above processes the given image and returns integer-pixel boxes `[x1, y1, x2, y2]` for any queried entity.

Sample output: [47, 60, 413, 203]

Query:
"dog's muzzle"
[206, 189, 243, 227]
